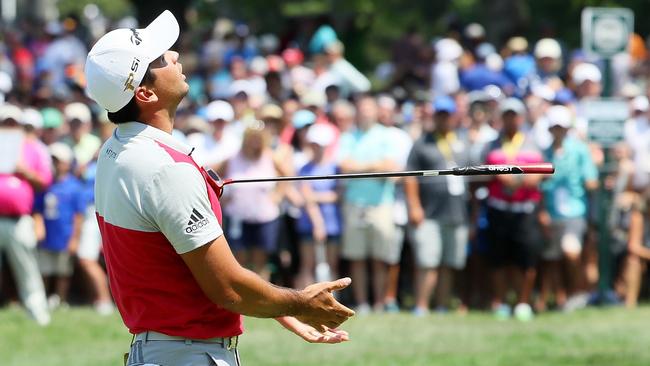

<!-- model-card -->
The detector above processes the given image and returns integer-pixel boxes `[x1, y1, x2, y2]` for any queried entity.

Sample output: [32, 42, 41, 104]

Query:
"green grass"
[2, 305, 650, 365]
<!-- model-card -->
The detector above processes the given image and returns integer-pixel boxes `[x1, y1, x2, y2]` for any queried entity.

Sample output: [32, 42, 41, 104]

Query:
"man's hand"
[296, 277, 355, 332]
[276, 316, 349, 344]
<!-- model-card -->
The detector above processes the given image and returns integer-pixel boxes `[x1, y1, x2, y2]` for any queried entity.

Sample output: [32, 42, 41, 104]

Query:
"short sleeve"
[144, 163, 223, 254]
[73, 186, 87, 214]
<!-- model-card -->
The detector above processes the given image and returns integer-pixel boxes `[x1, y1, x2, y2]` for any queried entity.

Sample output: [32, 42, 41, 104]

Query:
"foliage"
[57, 0, 132, 20]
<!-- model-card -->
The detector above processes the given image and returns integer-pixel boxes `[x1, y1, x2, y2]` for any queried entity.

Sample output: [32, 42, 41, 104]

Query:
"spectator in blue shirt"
[460, 45, 513, 93]
[295, 124, 341, 289]
[33, 143, 86, 310]
[538, 106, 598, 312]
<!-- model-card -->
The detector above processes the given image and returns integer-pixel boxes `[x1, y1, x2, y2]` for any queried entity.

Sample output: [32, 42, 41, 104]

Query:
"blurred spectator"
[624, 95, 650, 191]
[33, 142, 84, 310]
[431, 38, 462, 98]
[483, 98, 544, 321]
[189, 100, 241, 171]
[503, 37, 536, 97]
[40, 107, 65, 146]
[538, 106, 598, 312]
[63, 102, 100, 168]
[376, 95, 413, 312]
[76, 118, 114, 315]
[37, 20, 87, 96]
[337, 95, 399, 314]
[222, 125, 281, 281]
[406, 96, 470, 315]
[460, 44, 513, 92]
[621, 190, 650, 308]
[533, 38, 563, 88]
[0, 105, 51, 325]
[325, 41, 371, 97]
[295, 124, 341, 289]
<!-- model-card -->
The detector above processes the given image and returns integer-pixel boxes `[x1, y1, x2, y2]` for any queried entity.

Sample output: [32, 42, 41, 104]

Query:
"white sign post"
[582, 7, 633, 59]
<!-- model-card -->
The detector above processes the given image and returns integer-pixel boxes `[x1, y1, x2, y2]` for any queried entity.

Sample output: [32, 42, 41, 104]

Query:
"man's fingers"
[331, 300, 355, 318]
[326, 277, 352, 292]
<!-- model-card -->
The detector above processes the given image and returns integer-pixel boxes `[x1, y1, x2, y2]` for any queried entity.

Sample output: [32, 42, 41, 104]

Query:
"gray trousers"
[0, 216, 49, 318]
[127, 332, 241, 366]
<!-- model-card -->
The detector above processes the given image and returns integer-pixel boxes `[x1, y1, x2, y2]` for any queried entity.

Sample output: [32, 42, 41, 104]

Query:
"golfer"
[85, 10, 354, 366]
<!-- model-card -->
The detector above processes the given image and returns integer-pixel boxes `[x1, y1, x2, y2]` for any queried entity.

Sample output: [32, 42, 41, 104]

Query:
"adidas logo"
[185, 208, 209, 233]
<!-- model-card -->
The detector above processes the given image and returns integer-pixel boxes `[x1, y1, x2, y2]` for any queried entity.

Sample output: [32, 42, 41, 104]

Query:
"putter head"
[204, 167, 226, 198]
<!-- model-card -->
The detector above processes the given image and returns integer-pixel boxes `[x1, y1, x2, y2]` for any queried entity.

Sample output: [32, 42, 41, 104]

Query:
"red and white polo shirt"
[95, 121, 242, 339]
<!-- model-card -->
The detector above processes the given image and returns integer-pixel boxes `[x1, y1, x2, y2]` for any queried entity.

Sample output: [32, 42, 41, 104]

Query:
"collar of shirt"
[115, 122, 193, 155]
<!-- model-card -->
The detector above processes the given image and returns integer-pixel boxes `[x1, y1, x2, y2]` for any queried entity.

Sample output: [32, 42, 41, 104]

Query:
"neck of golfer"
[141, 105, 178, 134]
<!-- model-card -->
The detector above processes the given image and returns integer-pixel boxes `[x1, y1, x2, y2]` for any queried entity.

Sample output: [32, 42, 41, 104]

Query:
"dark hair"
[107, 67, 156, 124]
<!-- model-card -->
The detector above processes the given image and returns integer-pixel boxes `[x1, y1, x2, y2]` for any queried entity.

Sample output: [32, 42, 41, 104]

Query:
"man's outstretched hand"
[296, 277, 355, 332]
[276, 316, 350, 344]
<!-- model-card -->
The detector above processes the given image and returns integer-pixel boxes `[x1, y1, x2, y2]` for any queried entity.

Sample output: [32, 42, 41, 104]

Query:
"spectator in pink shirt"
[0, 104, 52, 325]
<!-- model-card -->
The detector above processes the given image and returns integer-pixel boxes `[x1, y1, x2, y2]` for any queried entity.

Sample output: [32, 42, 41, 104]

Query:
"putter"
[205, 163, 555, 198]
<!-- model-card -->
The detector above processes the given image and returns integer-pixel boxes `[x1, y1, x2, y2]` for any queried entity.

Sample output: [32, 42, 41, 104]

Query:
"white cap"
[85, 10, 180, 112]
[534, 38, 561, 59]
[306, 123, 335, 147]
[250, 56, 269, 75]
[572, 63, 602, 85]
[499, 97, 526, 115]
[21, 108, 44, 129]
[205, 100, 234, 122]
[300, 91, 326, 108]
[49, 142, 74, 163]
[435, 38, 463, 62]
[0, 103, 22, 122]
[64, 102, 92, 124]
[546, 105, 572, 128]
[632, 95, 649, 112]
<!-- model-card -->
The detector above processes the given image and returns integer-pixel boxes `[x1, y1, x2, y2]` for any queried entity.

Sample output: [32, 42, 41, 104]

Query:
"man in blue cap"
[405, 95, 472, 315]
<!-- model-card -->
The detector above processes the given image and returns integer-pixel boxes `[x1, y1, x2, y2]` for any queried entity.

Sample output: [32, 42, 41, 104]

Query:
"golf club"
[205, 163, 554, 198]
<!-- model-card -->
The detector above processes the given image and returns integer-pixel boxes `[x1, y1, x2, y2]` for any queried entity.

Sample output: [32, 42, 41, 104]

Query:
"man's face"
[549, 125, 568, 141]
[434, 111, 452, 132]
[356, 98, 378, 128]
[147, 51, 189, 105]
[502, 110, 522, 131]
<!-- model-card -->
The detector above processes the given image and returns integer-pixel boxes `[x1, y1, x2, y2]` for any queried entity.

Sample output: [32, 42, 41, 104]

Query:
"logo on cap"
[123, 57, 141, 92]
[130, 29, 142, 45]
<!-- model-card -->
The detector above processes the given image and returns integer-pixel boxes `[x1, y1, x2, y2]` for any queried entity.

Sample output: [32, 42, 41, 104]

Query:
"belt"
[134, 331, 239, 350]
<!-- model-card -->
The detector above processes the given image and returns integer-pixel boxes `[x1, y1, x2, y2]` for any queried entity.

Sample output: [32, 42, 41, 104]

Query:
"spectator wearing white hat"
[534, 38, 563, 82]
[295, 124, 341, 289]
[63, 102, 101, 168]
[571, 62, 602, 99]
[187, 100, 241, 171]
[624, 95, 650, 191]
[431, 38, 462, 98]
[538, 105, 598, 312]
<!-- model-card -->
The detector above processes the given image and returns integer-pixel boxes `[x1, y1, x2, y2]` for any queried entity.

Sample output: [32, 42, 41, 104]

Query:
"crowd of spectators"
[2, 14, 650, 326]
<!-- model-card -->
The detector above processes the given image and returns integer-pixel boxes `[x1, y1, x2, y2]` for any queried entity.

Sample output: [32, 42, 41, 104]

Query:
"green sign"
[582, 7, 633, 58]
[582, 98, 628, 146]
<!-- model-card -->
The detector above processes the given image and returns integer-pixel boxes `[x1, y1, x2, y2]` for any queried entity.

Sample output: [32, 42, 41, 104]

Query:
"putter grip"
[452, 164, 554, 175]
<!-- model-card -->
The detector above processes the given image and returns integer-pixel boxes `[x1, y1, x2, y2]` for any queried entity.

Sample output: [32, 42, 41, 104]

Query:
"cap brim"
[140, 10, 180, 63]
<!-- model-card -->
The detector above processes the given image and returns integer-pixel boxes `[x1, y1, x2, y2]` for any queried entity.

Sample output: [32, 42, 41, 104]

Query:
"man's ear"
[134, 85, 158, 105]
